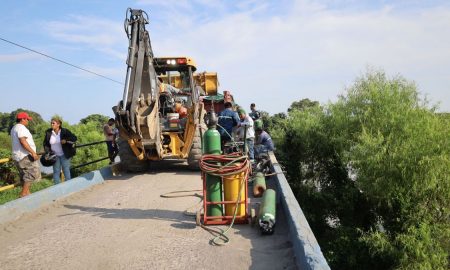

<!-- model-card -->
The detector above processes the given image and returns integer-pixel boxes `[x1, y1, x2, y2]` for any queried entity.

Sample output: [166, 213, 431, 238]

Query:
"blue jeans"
[53, 155, 71, 184]
[246, 138, 255, 160]
[254, 144, 269, 158]
[106, 141, 118, 162]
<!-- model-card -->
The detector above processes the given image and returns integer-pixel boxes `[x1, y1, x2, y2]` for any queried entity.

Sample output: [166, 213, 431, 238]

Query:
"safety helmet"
[254, 119, 263, 131]
[40, 152, 57, 167]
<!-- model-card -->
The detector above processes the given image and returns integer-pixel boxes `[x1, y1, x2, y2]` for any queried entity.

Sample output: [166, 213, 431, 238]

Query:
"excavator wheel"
[187, 129, 202, 170]
[117, 139, 149, 172]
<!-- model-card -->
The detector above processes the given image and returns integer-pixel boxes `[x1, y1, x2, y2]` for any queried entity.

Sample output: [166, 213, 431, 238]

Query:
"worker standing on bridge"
[43, 117, 77, 184]
[217, 102, 240, 146]
[237, 109, 255, 162]
[249, 103, 261, 121]
[10, 112, 41, 197]
[104, 118, 118, 164]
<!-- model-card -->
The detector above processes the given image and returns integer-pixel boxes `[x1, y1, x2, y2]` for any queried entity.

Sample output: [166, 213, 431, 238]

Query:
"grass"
[0, 178, 54, 205]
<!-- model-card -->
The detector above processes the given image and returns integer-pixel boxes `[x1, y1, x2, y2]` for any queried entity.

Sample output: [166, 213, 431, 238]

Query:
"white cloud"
[144, 1, 450, 113]
[31, 1, 450, 113]
[43, 15, 125, 60]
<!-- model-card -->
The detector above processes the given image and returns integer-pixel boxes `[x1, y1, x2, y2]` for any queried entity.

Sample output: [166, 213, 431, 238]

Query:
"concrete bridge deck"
[0, 162, 296, 270]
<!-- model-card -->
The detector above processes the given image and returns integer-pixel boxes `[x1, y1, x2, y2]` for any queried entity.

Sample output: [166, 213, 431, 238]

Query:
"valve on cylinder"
[204, 102, 218, 130]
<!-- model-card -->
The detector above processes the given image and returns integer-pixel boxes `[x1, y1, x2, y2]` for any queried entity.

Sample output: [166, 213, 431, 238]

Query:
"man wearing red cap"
[10, 112, 41, 197]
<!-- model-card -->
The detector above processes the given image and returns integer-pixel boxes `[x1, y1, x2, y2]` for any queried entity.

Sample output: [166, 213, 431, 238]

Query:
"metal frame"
[201, 171, 249, 225]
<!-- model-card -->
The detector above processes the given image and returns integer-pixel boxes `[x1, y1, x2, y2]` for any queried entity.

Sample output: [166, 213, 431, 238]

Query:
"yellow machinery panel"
[159, 72, 218, 95]
[195, 72, 218, 95]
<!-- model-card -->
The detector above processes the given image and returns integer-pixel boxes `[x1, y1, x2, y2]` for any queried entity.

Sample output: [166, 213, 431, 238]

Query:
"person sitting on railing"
[254, 124, 275, 159]
[43, 117, 77, 184]
[11, 112, 41, 197]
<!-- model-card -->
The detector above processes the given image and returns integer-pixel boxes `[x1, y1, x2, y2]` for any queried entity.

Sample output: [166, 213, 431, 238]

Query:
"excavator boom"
[115, 8, 159, 142]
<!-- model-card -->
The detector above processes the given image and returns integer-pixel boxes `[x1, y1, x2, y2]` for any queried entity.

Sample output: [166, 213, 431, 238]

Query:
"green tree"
[287, 98, 320, 113]
[6, 109, 45, 134]
[0, 132, 12, 152]
[70, 121, 109, 176]
[329, 71, 449, 269]
[276, 70, 449, 269]
[0, 148, 18, 185]
[0, 112, 10, 133]
[79, 114, 110, 128]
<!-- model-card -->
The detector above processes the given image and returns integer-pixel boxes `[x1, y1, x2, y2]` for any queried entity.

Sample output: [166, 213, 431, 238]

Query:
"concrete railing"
[269, 152, 330, 270]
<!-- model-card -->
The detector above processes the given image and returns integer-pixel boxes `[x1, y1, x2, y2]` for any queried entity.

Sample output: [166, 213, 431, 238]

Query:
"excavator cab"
[155, 57, 199, 132]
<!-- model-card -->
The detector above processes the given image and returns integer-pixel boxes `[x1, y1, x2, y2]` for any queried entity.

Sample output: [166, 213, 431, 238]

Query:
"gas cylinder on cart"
[202, 110, 223, 217]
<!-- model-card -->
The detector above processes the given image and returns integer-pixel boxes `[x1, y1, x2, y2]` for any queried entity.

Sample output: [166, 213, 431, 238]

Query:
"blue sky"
[1, 0, 449, 124]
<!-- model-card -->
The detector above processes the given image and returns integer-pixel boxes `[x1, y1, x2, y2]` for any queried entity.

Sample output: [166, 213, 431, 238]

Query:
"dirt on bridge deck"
[0, 161, 296, 270]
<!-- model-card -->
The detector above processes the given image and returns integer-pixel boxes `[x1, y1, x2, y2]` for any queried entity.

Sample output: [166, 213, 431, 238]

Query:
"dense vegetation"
[268, 70, 449, 269]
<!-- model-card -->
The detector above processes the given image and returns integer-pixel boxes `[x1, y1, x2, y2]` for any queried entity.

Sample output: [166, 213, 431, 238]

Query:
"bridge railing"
[269, 152, 330, 270]
[0, 140, 111, 192]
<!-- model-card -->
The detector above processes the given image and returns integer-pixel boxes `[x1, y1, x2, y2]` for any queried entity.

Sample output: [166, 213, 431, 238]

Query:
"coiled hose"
[199, 153, 251, 245]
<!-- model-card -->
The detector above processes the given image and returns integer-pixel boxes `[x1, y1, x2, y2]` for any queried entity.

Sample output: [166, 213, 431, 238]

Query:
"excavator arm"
[114, 8, 161, 158]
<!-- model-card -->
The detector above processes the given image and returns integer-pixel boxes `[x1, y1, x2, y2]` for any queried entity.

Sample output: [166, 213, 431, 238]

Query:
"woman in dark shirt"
[43, 118, 77, 184]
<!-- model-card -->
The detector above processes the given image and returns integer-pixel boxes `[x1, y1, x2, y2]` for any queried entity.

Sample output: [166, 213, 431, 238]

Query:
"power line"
[0, 37, 124, 85]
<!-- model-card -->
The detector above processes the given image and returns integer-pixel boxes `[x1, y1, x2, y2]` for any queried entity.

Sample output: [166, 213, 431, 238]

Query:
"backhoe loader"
[113, 8, 217, 171]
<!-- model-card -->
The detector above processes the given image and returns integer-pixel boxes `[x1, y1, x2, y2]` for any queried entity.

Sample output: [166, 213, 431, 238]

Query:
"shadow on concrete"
[63, 204, 197, 230]
[241, 174, 297, 270]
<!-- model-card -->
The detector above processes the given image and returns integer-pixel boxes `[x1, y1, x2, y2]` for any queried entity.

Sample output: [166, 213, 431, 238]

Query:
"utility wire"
[0, 37, 124, 85]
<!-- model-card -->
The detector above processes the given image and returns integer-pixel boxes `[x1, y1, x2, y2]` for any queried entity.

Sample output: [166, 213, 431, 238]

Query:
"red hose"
[199, 153, 251, 177]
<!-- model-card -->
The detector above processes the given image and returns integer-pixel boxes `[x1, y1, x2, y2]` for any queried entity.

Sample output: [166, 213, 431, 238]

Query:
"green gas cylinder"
[202, 128, 221, 155]
[252, 172, 266, 197]
[203, 126, 223, 217]
[258, 189, 276, 234]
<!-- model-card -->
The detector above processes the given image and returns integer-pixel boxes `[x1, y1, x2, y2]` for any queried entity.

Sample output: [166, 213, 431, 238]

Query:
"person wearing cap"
[237, 108, 255, 161]
[217, 102, 240, 146]
[43, 117, 78, 184]
[10, 112, 41, 197]
[254, 124, 275, 158]
[249, 103, 261, 121]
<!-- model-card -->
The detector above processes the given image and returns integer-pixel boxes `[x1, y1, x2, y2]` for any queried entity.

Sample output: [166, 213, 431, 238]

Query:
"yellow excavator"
[113, 8, 218, 171]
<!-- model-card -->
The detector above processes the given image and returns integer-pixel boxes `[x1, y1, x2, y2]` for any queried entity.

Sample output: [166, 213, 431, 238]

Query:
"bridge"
[0, 152, 329, 269]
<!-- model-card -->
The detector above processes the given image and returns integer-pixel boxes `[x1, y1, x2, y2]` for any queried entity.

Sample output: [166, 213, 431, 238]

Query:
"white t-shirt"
[238, 115, 255, 139]
[50, 130, 64, 156]
[11, 123, 36, 161]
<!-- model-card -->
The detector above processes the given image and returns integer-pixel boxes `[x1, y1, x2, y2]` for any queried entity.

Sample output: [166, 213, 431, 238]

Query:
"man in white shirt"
[237, 108, 255, 161]
[10, 112, 41, 197]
